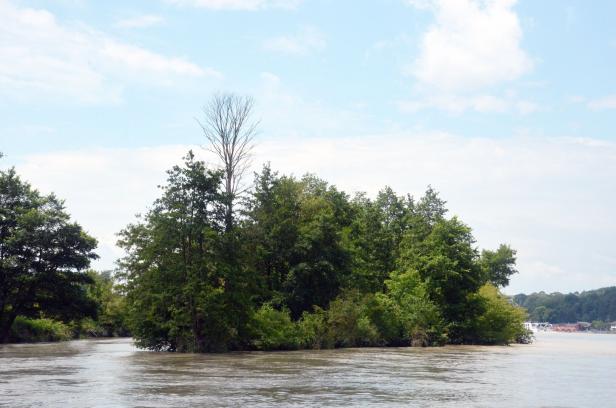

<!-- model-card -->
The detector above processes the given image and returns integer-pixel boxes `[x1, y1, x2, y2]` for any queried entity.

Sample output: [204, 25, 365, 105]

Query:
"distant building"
[551, 322, 591, 332]
[552, 324, 578, 332]
[610, 322, 616, 331]
[577, 322, 591, 331]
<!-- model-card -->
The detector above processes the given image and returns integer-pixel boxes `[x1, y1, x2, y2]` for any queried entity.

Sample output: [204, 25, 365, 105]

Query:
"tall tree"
[284, 175, 352, 317]
[244, 165, 299, 298]
[480, 244, 517, 287]
[0, 168, 98, 343]
[198, 93, 259, 231]
[348, 187, 414, 293]
[118, 152, 253, 352]
[245, 169, 352, 318]
[415, 185, 447, 226]
[398, 217, 484, 343]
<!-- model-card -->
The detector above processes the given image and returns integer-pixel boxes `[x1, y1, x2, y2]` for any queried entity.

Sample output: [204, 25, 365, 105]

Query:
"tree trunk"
[224, 199, 233, 232]
[0, 312, 17, 344]
[224, 167, 234, 231]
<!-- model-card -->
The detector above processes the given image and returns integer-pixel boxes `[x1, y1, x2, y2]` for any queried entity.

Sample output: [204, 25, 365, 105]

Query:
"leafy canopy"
[0, 168, 98, 343]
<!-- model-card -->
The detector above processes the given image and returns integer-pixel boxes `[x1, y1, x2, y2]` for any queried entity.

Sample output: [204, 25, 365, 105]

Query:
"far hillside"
[514, 287, 616, 324]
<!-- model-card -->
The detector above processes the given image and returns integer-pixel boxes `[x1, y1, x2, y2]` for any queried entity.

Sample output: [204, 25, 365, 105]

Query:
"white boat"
[524, 322, 552, 332]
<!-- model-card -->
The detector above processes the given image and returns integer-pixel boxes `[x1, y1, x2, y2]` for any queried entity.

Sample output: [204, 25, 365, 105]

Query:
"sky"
[1, 0, 615, 295]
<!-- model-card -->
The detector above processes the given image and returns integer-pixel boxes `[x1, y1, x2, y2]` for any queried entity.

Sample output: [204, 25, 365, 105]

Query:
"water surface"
[1, 332, 615, 407]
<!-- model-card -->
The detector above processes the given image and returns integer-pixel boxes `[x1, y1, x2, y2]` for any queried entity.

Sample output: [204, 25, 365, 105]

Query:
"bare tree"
[198, 93, 258, 231]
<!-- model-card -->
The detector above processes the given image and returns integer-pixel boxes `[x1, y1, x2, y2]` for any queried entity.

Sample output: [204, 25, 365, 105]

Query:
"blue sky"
[1, 0, 616, 294]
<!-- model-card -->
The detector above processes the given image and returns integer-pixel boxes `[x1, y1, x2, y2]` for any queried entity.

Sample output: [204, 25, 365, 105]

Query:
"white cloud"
[166, 0, 301, 10]
[0, 1, 217, 103]
[405, 0, 433, 10]
[401, 0, 536, 114]
[115, 14, 164, 29]
[101, 41, 217, 78]
[587, 95, 616, 110]
[410, 0, 533, 92]
[263, 26, 326, 56]
[567, 95, 616, 111]
[256, 72, 368, 137]
[12, 134, 616, 294]
[364, 34, 413, 60]
[397, 93, 539, 114]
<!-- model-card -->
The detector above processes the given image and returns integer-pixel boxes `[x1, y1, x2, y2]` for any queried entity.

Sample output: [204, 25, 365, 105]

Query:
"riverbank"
[6, 316, 129, 344]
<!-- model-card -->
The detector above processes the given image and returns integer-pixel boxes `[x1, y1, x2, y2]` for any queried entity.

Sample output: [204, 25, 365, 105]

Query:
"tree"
[199, 93, 259, 231]
[116, 158, 529, 351]
[384, 269, 448, 346]
[347, 187, 414, 293]
[415, 185, 447, 225]
[244, 165, 299, 299]
[118, 152, 253, 352]
[0, 168, 98, 343]
[398, 217, 484, 343]
[514, 287, 616, 323]
[480, 244, 517, 287]
[86, 270, 129, 336]
[245, 170, 352, 318]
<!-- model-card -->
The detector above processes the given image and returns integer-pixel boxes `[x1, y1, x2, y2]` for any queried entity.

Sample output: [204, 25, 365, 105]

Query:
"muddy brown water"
[1, 331, 615, 407]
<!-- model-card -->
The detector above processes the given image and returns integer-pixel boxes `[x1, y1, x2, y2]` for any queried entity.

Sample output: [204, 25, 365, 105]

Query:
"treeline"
[0, 155, 528, 349]
[117, 153, 529, 352]
[0, 94, 530, 350]
[0, 168, 128, 343]
[514, 287, 616, 324]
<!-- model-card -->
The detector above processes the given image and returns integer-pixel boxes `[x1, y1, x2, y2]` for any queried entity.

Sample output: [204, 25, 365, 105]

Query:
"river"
[1, 331, 615, 407]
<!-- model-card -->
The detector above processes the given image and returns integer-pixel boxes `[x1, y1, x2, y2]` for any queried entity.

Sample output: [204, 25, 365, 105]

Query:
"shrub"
[397, 295, 448, 346]
[70, 318, 105, 338]
[385, 269, 449, 346]
[297, 308, 328, 349]
[325, 291, 382, 347]
[367, 294, 405, 345]
[249, 304, 299, 350]
[472, 284, 529, 344]
[9, 317, 72, 343]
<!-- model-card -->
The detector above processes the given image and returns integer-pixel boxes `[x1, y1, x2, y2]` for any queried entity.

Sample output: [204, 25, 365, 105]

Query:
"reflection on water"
[1, 332, 615, 407]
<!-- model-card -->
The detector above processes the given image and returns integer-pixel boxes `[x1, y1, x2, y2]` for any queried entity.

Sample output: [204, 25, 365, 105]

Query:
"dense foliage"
[0, 167, 130, 343]
[0, 168, 99, 343]
[118, 153, 253, 351]
[82, 270, 129, 337]
[118, 154, 528, 352]
[514, 287, 616, 323]
[8, 316, 73, 343]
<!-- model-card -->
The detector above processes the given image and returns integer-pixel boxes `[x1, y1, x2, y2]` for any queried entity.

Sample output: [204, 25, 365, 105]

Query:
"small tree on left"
[0, 168, 98, 343]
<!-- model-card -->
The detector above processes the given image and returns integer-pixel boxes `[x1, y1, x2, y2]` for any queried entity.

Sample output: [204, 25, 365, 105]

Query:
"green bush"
[297, 308, 328, 349]
[385, 269, 448, 346]
[86, 270, 130, 337]
[9, 317, 72, 343]
[325, 291, 382, 347]
[249, 304, 299, 350]
[472, 284, 529, 345]
[366, 294, 405, 345]
[70, 318, 106, 338]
